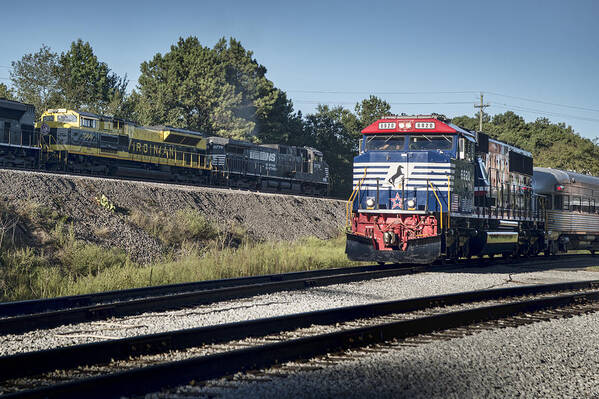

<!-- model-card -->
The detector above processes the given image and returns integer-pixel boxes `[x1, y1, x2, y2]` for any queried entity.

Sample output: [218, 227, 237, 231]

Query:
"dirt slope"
[0, 169, 346, 263]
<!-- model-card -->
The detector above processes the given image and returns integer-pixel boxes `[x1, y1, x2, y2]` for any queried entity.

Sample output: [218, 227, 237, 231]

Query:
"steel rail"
[4, 283, 599, 398]
[0, 265, 434, 334]
[0, 252, 590, 319]
[1, 279, 597, 384]
[0, 254, 594, 334]
[0, 263, 408, 318]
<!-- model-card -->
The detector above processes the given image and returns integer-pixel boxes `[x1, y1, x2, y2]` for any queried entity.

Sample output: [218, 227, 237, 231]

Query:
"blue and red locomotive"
[345, 115, 545, 264]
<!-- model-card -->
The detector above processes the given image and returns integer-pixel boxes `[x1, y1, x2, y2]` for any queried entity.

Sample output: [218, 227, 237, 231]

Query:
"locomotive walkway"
[2, 279, 599, 398]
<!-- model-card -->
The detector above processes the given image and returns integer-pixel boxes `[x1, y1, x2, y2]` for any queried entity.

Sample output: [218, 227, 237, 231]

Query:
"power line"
[293, 100, 474, 106]
[493, 103, 599, 123]
[288, 89, 480, 95]
[487, 91, 599, 113]
[289, 89, 599, 114]
[294, 95, 599, 124]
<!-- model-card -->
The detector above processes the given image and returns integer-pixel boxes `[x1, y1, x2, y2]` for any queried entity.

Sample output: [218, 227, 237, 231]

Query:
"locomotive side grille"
[211, 154, 225, 167]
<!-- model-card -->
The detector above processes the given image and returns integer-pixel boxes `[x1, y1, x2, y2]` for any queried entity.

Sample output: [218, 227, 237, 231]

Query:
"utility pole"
[474, 93, 489, 132]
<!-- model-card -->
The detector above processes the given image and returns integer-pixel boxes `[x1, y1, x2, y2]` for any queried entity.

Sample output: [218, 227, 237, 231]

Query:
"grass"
[0, 214, 135, 301]
[0, 224, 357, 302]
[0, 201, 359, 302]
[129, 208, 219, 247]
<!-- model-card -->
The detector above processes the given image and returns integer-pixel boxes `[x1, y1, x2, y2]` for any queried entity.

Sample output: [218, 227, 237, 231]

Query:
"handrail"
[429, 181, 443, 230]
[346, 168, 367, 230]
[447, 175, 451, 230]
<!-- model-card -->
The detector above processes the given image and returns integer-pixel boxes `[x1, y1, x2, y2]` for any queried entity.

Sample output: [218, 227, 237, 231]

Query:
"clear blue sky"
[2, 0, 598, 139]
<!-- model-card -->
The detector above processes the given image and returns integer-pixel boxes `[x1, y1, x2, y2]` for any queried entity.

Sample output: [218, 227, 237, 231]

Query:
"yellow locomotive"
[36, 109, 210, 181]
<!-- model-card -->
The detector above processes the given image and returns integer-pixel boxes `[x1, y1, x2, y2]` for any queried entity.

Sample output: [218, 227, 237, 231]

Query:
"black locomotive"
[0, 99, 329, 196]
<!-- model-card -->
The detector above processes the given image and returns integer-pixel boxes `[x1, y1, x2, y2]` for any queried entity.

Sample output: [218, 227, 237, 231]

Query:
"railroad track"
[0, 254, 593, 335]
[2, 279, 599, 398]
[0, 263, 434, 334]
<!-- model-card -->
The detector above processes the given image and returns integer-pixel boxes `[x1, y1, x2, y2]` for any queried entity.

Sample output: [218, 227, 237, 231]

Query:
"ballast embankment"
[0, 169, 345, 263]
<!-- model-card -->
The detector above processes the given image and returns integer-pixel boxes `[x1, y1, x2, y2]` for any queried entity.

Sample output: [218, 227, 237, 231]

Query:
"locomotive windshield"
[409, 135, 454, 151]
[364, 136, 405, 151]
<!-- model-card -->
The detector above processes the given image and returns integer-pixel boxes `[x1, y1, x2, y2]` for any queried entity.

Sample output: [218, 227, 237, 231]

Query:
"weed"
[0, 247, 48, 300]
[0, 206, 19, 249]
[0, 234, 361, 301]
[130, 208, 219, 247]
[94, 226, 112, 239]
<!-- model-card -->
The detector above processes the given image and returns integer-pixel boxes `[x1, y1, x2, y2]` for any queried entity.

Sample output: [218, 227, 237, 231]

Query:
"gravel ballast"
[1, 262, 598, 356]
[185, 312, 599, 399]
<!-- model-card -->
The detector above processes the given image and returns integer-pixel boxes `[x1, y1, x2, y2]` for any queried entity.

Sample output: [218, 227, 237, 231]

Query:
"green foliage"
[0, 234, 359, 301]
[302, 105, 357, 197]
[95, 194, 115, 212]
[56, 39, 128, 115]
[0, 242, 132, 301]
[0, 83, 15, 101]
[134, 36, 296, 142]
[0, 199, 132, 301]
[58, 243, 130, 279]
[452, 112, 599, 175]
[354, 95, 392, 133]
[130, 208, 219, 246]
[10, 45, 60, 117]
[10, 41, 127, 117]
[0, 248, 49, 300]
[0, 202, 20, 249]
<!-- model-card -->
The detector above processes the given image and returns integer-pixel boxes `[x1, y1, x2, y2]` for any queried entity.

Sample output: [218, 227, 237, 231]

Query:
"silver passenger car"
[533, 167, 599, 253]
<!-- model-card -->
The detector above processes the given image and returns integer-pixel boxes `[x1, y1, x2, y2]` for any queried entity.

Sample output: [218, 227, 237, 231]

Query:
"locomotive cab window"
[409, 135, 454, 151]
[57, 114, 77, 123]
[42, 115, 54, 122]
[81, 118, 97, 129]
[364, 135, 405, 151]
[226, 145, 245, 155]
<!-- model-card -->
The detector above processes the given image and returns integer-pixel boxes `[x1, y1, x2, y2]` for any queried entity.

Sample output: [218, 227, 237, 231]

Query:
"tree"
[135, 36, 296, 142]
[10, 45, 60, 116]
[354, 95, 391, 133]
[0, 83, 15, 101]
[452, 111, 599, 176]
[56, 39, 127, 115]
[303, 105, 358, 197]
[135, 37, 227, 135]
[451, 115, 479, 132]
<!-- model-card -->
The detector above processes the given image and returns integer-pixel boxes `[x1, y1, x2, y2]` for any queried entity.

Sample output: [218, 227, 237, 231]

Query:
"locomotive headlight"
[407, 199, 415, 209]
[366, 198, 375, 208]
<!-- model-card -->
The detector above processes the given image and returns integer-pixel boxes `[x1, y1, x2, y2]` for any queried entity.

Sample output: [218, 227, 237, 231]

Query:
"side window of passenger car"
[554, 195, 563, 210]
[582, 198, 592, 213]
[570, 196, 581, 212]
[555, 195, 569, 211]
